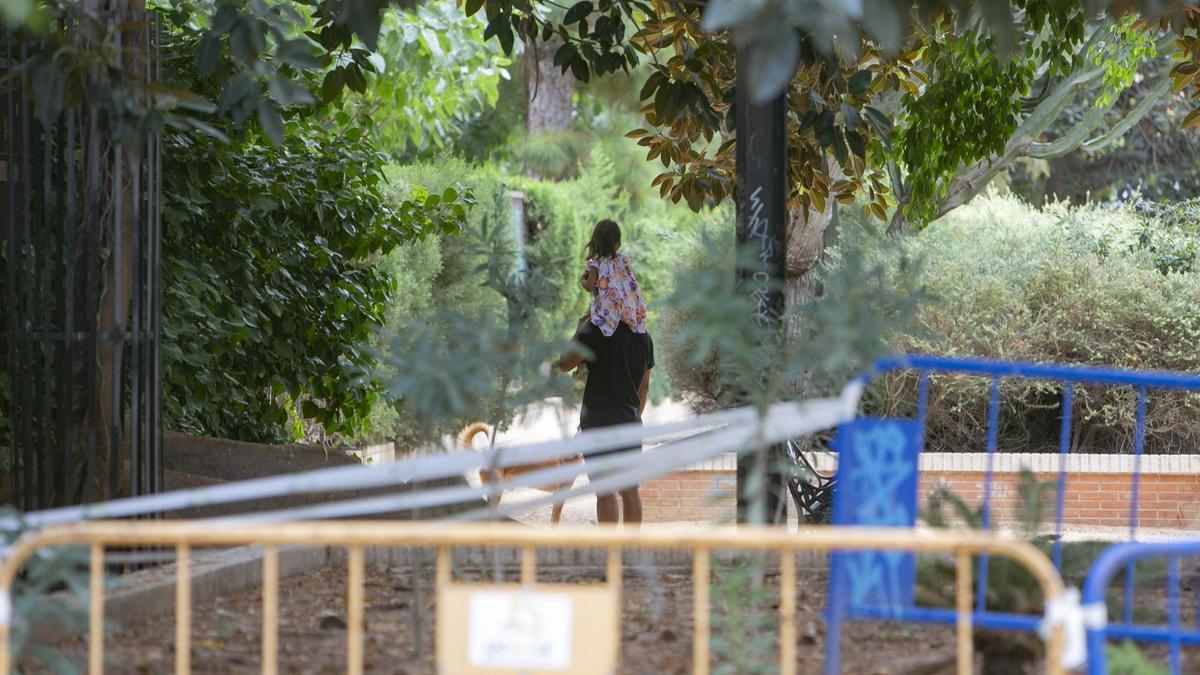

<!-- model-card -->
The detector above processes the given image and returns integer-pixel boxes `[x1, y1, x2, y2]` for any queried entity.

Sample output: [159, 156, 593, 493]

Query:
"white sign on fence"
[467, 590, 573, 670]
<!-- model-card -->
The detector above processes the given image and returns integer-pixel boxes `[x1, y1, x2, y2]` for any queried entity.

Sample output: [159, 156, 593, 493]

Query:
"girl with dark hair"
[579, 219, 648, 336]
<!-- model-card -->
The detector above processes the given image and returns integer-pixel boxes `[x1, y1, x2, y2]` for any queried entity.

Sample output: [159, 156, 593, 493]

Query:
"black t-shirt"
[576, 322, 655, 429]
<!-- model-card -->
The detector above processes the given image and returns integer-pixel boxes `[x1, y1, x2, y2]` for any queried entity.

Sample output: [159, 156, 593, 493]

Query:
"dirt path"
[42, 561, 962, 674]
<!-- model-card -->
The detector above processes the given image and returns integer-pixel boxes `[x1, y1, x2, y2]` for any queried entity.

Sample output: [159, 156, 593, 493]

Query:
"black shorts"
[578, 421, 642, 457]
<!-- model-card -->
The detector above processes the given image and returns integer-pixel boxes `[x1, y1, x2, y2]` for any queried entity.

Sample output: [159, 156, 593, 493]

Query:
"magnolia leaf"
[847, 69, 872, 97]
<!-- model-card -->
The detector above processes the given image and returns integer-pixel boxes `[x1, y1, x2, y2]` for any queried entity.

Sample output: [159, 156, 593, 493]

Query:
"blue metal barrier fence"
[1083, 541, 1200, 674]
[824, 355, 1200, 674]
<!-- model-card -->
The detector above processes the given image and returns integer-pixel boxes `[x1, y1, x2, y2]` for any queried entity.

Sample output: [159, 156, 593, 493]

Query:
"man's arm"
[638, 369, 651, 414]
[558, 346, 586, 373]
[558, 323, 594, 372]
[580, 267, 598, 293]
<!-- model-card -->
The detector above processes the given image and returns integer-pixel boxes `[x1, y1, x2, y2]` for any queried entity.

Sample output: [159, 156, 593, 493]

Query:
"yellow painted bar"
[176, 544, 191, 675]
[955, 551, 973, 675]
[435, 545, 450, 587]
[262, 545, 279, 675]
[521, 546, 536, 585]
[89, 543, 104, 675]
[607, 546, 622, 667]
[347, 545, 365, 675]
[693, 547, 709, 675]
[175, 540, 190, 672]
[0, 522, 1067, 675]
[779, 551, 796, 674]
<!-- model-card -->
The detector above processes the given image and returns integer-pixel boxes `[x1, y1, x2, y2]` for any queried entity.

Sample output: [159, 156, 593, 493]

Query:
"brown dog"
[462, 422, 583, 525]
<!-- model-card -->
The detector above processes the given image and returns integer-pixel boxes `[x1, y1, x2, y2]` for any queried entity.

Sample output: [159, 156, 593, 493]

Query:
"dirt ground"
[35, 557, 1200, 674]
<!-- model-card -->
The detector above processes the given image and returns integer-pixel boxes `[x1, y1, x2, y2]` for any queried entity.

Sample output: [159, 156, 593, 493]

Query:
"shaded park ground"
[31, 549, 1200, 674]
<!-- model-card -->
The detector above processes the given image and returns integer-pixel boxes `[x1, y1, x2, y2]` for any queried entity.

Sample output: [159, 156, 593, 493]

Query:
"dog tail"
[459, 421, 493, 449]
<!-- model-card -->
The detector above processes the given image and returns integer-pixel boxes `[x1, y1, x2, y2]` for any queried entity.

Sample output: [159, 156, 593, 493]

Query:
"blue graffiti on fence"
[833, 418, 920, 612]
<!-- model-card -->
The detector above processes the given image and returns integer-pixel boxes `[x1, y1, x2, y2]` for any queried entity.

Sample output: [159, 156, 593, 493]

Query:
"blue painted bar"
[1168, 557, 1182, 673]
[1105, 623, 1200, 644]
[849, 604, 1042, 632]
[824, 558, 848, 675]
[1053, 382, 1073, 571]
[976, 377, 1001, 613]
[870, 355, 1200, 390]
[1084, 541, 1200, 673]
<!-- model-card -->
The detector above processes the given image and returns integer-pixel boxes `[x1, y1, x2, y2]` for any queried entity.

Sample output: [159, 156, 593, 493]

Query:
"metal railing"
[1083, 540, 1200, 674]
[0, 521, 1067, 674]
[851, 356, 1200, 625]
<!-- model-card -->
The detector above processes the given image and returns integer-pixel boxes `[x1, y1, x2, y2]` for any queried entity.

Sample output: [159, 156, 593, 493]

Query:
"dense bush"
[663, 192, 1200, 454]
[875, 193, 1200, 454]
[161, 122, 467, 442]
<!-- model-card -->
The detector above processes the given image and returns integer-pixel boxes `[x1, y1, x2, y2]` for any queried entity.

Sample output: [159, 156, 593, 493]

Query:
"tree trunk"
[785, 159, 839, 346]
[79, 0, 146, 501]
[523, 37, 574, 135]
[522, 36, 574, 178]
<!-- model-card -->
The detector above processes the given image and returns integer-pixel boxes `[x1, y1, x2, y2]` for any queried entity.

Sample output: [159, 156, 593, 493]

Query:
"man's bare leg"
[619, 487, 642, 528]
[596, 493, 621, 524]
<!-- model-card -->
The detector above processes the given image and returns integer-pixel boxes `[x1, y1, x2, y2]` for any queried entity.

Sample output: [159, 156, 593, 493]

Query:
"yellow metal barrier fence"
[0, 522, 1066, 674]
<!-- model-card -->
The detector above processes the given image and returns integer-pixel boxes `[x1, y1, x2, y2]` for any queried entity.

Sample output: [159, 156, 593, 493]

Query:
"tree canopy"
[13, 1, 1198, 232]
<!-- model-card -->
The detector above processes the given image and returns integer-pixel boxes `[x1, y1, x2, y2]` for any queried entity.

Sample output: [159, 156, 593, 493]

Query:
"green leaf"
[570, 56, 590, 83]
[196, 35, 221, 76]
[863, 106, 892, 135]
[847, 70, 872, 97]
[257, 100, 285, 145]
[463, 0, 484, 17]
[276, 38, 322, 70]
[564, 1, 593, 25]
[268, 77, 315, 107]
[344, 64, 368, 94]
[301, 400, 321, 418]
[840, 102, 862, 130]
[497, 16, 514, 55]
[554, 42, 577, 68]
[320, 68, 345, 102]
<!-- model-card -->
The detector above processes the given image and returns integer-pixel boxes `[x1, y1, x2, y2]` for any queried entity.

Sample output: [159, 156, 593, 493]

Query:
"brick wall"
[638, 457, 1200, 529]
[922, 472, 1200, 529]
[640, 470, 736, 523]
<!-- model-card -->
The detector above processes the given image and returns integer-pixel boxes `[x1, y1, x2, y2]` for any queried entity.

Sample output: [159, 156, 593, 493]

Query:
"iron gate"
[1, 10, 162, 509]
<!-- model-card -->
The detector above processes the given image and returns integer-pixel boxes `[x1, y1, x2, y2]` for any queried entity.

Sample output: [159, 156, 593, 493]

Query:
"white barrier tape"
[5, 405, 759, 531]
[459, 388, 864, 522]
[6, 383, 866, 533]
[1039, 588, 1107, 669]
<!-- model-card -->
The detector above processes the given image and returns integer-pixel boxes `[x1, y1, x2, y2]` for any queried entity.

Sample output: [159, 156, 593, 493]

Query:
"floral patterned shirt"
[587, 254, 648, 336]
